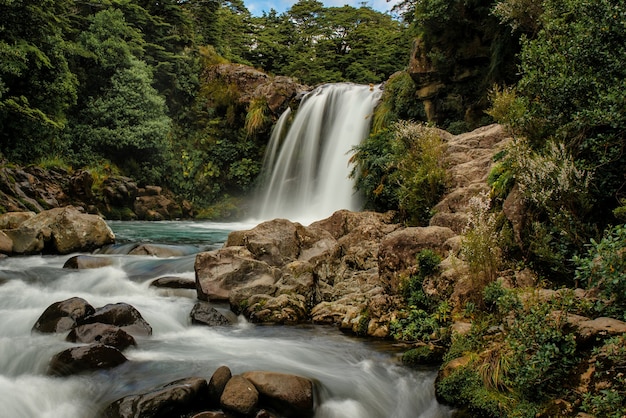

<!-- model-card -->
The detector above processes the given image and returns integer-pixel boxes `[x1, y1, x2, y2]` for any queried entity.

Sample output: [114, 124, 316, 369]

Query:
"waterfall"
[256, 83, 382, 224]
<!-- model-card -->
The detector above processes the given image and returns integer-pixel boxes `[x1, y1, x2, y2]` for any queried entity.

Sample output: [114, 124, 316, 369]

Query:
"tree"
[72, 58, 171, 184]
[247, 2, 408, 85]
[0, 0, 77, 162]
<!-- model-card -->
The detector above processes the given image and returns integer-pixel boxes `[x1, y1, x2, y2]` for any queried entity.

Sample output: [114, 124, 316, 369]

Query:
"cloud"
[246, 0, 402, 17]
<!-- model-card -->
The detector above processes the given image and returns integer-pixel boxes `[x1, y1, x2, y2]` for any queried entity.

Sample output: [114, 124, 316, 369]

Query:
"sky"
[245, 0, 402, 17]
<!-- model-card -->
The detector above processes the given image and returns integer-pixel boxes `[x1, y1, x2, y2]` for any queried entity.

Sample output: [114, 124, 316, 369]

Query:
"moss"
[402, 345, 444, 366]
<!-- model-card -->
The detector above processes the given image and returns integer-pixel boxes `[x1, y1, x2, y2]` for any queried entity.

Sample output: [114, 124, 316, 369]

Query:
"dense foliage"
[350, 121, 447, 226]
[0, 0, 408, 212]
[486, 0, 626, 280]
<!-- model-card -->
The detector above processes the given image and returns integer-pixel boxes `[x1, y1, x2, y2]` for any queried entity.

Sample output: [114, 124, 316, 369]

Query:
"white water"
[0, 222, 451, 418]
[256, 83, 382, 224]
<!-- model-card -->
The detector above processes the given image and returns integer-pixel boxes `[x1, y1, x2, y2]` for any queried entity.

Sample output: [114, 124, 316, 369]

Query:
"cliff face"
[406, 5, 520, 132]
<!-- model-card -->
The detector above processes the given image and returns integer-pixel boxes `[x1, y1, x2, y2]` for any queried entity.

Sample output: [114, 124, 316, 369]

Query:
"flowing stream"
[256, 83, 382, 224]
[0, 221, 451, 417]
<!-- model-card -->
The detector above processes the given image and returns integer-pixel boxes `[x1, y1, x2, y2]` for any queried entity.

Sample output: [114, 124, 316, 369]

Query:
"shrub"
[391, 121, 448, 225]
[351, 121, 447, 225]
[392, 250, 449, 342]
[244, 96, 271, 136]
[461, 192, 502, 302]
[574, 224, 626, 320]
[580, 335, 626, 417]
[503, 295, 578, 400]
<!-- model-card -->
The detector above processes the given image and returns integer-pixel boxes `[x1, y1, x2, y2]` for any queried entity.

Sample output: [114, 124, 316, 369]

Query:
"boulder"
[311, 209, 399, 241]
[80, 303, 152, 336]
[66, 323, 136, 350]
[63, 255, 114, 269]
[253, 75, 309, 114]
[195, 246, 281, 301]
[208, 366, 232, 405]
[134, 193, 182, 221]
[105, 377, 209, 418]
[5, 206, 114, 254]
[220, 375, 259, 415]
[562, 314, 626, 344]
[48, 343, 127, 376]
[378, 226, 456, 292]
[225, 219, 303, 266]
[33, 297, 95, 333]
[242, 371, 314, 416]
[190, 302, 233, 326]
[0, 211, 36, 229]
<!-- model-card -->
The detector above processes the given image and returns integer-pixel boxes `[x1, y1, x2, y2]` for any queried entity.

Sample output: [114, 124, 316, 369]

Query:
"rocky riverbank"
[0, 165, 189, 221]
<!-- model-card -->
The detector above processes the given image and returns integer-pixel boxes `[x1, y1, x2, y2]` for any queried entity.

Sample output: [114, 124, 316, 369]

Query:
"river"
[0, 220, 452, 418]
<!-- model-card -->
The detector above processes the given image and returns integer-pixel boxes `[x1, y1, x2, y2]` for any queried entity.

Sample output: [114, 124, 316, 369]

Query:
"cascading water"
[256, 83, 382, 224]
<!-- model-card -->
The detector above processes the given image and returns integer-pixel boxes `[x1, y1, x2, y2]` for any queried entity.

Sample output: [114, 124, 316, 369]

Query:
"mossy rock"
[402, 344, 445, 366]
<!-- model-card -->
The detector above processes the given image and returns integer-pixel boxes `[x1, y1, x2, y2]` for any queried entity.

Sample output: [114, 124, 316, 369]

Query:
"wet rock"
[80, 302, 152, 336]
[66, 323, 136, 350]
[105, 377, 209, 418]
[190, 302, 233, 326]
[33, 297, 95, 333]
[150, 276, 196, 289]
[48, 343, 127, 376]
[242, 371, 314, 416]
[220, 375, 259, 416]
[208, 366, 232, 405]
[63, 255, 114, 269]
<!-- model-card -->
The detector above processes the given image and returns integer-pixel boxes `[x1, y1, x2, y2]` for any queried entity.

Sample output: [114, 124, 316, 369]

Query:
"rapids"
[0, 221, 452, 417]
